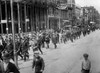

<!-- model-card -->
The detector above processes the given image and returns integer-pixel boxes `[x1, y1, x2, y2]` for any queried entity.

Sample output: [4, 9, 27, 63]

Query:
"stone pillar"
[17, 2, 21, 33]
[24, 4, 27, 32]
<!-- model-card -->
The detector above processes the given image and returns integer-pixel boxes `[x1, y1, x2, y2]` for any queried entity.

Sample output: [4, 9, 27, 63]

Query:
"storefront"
[0, 0, 47, 34]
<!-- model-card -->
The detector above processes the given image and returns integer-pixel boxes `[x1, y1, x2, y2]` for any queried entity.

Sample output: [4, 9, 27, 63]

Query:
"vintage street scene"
[0, 0, 100, 73]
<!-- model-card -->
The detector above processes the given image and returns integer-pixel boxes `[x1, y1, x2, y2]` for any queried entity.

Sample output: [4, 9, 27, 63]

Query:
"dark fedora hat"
[3, 53, 10, 60]
[83, 53, 89, 57]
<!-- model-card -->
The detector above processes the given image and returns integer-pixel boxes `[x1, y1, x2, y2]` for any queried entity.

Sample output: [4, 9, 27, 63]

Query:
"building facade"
[0, 0, 47, 34]
[81, 6, 100, 25]
[0, 0, 77, 34]
[47, 0, 76, 30]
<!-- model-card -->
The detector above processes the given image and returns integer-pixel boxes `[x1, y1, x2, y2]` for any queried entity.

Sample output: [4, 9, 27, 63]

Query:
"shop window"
[22, 23, 25, 32]
[0, 24, 1, 34]
[21, 4, 25, 21]
[13, 2, 18, 21]
[7, 1, 11, 21]
[14, 23, 18, 33]
[8, 22, 12, 33]
[1, 1, 6, 20]
[2, 23, 6, 34]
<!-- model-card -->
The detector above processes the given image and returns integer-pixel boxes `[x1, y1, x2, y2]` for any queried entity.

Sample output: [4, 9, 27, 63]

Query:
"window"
[21, 4, 25, 22]
[1, 1, 6, 20]
[2, 23, 6, 34]
[0, 24, 1, 34]
[8, 22, 12, 33]
[13, 2, 18, 21]
[7, 1, 11, 21]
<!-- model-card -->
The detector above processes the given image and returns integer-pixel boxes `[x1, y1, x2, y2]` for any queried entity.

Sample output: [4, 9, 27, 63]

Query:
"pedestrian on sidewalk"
[45, 34, 50, 49]
[81, 53, 91, 73]
[32, 51, 45, 73]
[37, 36, 43, 54]
[52, 33, 57, 49]
[0, 53, 20, 73]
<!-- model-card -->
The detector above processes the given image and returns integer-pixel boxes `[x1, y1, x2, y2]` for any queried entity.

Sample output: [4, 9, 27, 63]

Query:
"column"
[47, 8, 49, 29]
[30, 5, 33, 32]
[59, 10, 61, 29]
[38, 7, 42, 30]
[5, 0, 8, 34]
[20, 4, 23, 32]
[24, 4, 27, 32]
[17, 2, 21, 33]
[0, 1, 3, 34]
[34, 6, 36, 31]
[44, 8, 47, 29]
[35, 6, 38, 31]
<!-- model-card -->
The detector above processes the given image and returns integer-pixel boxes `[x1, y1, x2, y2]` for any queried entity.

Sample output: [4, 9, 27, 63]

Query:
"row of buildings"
[0, 0, 100, 34]
[0, 0, 76, 34]
[81, 6, 100, 27]
[0, 0, 48, 34]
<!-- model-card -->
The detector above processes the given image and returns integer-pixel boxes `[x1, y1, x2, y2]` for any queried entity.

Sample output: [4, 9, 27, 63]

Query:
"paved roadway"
[19, 30, 100, 73]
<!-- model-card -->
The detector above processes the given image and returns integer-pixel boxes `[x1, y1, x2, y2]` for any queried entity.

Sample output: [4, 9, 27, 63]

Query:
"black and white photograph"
[0, 0, 100, 73]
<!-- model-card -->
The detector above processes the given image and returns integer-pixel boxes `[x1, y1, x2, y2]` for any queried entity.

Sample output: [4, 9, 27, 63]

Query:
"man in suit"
[0, 53, 20, 73]
[32, 51, 45, 73]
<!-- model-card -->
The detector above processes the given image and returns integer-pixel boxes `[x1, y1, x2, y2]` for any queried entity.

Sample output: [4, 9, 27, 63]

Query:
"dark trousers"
[46, 42, 49, 49]
[35, 72, 42, 73]
[42, 42, 45, 48]
[0, 53, 3, 60]
[24, 51, 29, 61]
[81, 69, 90, 73]
[38, 45, 43, 54]
[17, 52, 23, 59]
[54, 43, 57, 49]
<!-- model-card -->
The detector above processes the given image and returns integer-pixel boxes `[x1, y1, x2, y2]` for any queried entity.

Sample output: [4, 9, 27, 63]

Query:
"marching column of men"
[0, 25, 98, 73]
[0, 26, 97, 61]
[0, 35, 30, 62]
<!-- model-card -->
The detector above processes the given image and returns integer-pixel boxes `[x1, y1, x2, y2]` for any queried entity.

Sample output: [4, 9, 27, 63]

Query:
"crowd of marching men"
[0, 26, 98, 62]
[0, 25, 98, 73]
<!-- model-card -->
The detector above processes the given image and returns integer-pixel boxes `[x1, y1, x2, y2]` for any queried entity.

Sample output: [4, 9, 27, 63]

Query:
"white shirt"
[10, 59, 15, 64]
[0, 39, 2, 45]
[82, 59, 91, 70]
[3, 62, 8, 71]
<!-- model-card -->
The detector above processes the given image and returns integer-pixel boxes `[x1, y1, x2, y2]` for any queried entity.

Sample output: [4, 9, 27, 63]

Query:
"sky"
[75, 0, 100, 13]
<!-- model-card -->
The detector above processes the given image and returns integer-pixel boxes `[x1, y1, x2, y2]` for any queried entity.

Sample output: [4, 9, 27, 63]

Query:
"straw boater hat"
[34, 51, 39, 54]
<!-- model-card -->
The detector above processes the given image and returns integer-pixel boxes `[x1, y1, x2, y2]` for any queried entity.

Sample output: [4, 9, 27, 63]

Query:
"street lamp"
[6, 28, 8, 31]
[19, 28, 21, 31]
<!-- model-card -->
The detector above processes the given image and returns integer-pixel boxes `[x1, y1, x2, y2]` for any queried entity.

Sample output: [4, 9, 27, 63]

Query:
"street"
[0, 0, 100, 73]
[19, 30, 100, 73]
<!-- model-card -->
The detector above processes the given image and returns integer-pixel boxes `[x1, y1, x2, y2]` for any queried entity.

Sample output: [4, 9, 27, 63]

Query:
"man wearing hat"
[32, 51, 45, 73]
[0, 53, 20, 73]
[81, 53, 91, 73]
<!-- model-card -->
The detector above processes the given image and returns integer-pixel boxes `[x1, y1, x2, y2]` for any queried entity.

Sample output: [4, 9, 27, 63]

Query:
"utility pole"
[10, 0, 18, 67]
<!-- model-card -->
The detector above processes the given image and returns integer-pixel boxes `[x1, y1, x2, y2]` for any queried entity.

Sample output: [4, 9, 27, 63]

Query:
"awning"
[57, 4, 68, 10]
[90, 21, 95, 24]
[64, 25, 72, 27]
[63, 20, 70, 22]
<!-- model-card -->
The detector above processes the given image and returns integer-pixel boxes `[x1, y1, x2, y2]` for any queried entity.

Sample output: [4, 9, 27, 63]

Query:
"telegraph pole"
[10, 0, 18, 67]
